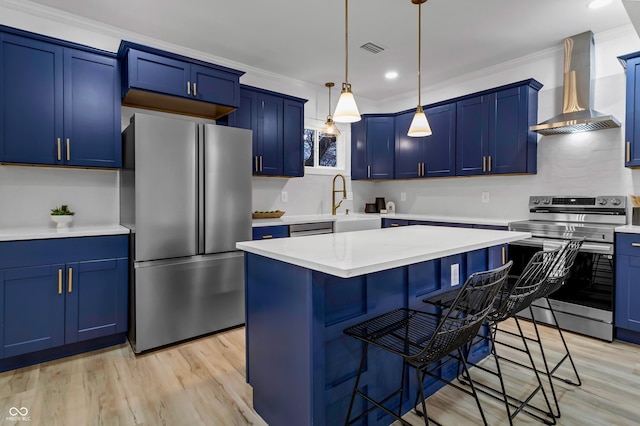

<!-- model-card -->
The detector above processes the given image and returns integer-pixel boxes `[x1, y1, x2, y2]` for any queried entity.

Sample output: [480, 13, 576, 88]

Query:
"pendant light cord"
[417, 0, 422, 106]
[345, 0, 349, 85]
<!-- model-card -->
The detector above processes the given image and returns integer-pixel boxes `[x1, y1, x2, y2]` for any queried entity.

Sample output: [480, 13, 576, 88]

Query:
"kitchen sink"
[332, 214, 381, 233]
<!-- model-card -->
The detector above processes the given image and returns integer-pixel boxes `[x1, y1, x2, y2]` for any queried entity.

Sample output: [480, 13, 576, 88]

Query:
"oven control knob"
[532, 199, 540, 205]
[610, 198, 621, 206]
[542, 199, 551, 205]
[596, 198, 606, 205]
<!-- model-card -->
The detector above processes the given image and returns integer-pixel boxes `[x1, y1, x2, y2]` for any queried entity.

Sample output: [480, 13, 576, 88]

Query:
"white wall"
[2, 1, 640, 227]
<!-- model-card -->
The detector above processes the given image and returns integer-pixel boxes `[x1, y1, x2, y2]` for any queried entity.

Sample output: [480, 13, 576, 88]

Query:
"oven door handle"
[509, 237, 613, 255]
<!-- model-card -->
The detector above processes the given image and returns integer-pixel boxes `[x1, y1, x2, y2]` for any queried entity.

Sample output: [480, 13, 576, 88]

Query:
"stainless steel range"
[508, 195, 627, 341]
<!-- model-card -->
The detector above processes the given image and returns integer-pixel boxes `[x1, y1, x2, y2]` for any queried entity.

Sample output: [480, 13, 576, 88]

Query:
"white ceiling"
[22, 0, 636, 102]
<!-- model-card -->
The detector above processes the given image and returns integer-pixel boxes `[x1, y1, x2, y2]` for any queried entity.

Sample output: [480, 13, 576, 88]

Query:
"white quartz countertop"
[237, 225, 531, 278]
[0, 225, 130, 242]
[616, 225, 640, 234]
[252, 213, 521, 228]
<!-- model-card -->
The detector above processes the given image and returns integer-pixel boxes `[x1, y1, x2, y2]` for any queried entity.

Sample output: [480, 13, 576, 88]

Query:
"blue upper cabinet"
[618, 52, 640, 167]
[283, 98, 305, 177]
[395, 103, 456, 179]
[118, 41, 243, 120]
[0, 27, 121, 168]
[457, 80, 540, 176]
[351, 115, 395, 180]
[225, 85, 306, 177]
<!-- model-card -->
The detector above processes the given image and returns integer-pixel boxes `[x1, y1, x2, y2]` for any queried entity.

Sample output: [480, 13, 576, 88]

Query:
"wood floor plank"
[0, 322, 638, 425]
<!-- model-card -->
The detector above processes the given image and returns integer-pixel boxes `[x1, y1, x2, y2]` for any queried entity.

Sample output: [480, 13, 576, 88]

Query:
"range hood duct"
[530, 31, 620, 136]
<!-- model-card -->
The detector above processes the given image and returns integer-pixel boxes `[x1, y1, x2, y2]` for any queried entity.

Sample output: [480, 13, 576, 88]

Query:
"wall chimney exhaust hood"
[530, 31, 620, 136]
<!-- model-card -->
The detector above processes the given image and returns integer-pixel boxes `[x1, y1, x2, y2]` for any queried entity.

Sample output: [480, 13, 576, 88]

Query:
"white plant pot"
[51, 215, 74, 229]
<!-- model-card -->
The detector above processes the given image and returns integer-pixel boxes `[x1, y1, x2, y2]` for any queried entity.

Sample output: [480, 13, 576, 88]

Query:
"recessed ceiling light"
[385, 71, 398, 80]
[587, 0, 612, 9]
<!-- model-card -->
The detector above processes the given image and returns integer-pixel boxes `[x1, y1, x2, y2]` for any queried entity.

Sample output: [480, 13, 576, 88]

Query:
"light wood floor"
[0, 319, 639, 425]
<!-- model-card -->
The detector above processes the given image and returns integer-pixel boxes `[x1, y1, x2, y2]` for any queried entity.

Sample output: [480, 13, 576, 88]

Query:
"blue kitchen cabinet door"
[489, 86, 536, 174]
[0, 265, 65, 358]
[621, 55, 640, 167]
[367, 116, 395, 180]
[0, 33, 64, 165]
[125, 49, 190, 99]
[395, 104, 456, 179]
[190, 64, 240, 107]
[382, 218, 409, 228]
[256, 93, 284, 176]
[394, 111, 423, 179]
[65, 258, 128, 344]
[456, 95, 489, 176]
[283, 98, 304, 177]
[351, 115, 394, 180]
[63, 49, 121, 168]
[615, 254, 640, 333]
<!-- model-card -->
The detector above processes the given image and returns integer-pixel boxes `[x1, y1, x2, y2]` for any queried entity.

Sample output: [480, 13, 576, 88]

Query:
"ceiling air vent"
[360, 42, 385, 54]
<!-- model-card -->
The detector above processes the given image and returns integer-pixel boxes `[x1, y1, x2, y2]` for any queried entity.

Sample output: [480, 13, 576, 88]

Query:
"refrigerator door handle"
[197, 124, 205, 255]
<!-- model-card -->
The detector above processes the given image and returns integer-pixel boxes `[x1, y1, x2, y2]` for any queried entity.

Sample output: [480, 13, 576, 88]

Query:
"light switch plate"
[401, 192, 407, 202]
[281, 191, 288, 203]
[481, 192, 490, 203]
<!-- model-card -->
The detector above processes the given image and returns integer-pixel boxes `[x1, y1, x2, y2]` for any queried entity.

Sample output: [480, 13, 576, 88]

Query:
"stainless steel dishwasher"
[289, 222, 333, 237]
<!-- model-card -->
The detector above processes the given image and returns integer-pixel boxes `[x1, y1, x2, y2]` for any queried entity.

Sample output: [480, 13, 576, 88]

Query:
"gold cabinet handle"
[501, 247, 506, 265]
[391, 223, 400, 227]
[187, 81, 191, 95]
[482, 156, 487, 172]
[262, 235, 273, 239]
[193, 83, 197, 97]
[254, 156, 258, 172]
[57, 138, 61, 161]
[58, 269, 63, 295]
[627, 142, 631, 163]
[260, 156, 263, 172]
[631, 243, 640, 247]
[367, 165, 371, 178]
[418, 163, 421, 176]
[488, 155, 492, 172]
[66, 138, 70, 161]
[422, 162, 425, 176]
[68, 267, 73, 293]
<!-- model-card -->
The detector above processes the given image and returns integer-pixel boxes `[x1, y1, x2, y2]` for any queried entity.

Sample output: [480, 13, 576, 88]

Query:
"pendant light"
[321, 82, 341, 136]
[333, 0, 361, 123]
[408, 0, 432, 137]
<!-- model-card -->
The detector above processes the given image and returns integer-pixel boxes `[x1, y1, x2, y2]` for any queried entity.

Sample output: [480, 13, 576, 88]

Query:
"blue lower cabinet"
[382, 218, 409, 228]
[0, 235, 128, 371]
[0, 264, 66, 358]
[252, 225, 289, 240]
[615, 233, 640, 341]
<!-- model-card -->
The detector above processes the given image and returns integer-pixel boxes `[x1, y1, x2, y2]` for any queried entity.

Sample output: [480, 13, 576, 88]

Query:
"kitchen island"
[236, 225, 530, 426]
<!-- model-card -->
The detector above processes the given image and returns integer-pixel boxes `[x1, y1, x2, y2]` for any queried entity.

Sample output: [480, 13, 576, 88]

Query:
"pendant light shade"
[333, 0, 361, 123]
[408, 105, 432, 137]
[407, 0, 432, 137]
[321, 82, 341, 136]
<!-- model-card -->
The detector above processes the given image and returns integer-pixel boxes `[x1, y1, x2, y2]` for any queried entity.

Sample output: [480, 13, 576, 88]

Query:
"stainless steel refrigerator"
[120, 112, 252, 353]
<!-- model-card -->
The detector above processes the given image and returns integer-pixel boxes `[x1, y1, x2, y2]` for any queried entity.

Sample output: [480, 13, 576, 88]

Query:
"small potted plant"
[50, 204, 75, 229]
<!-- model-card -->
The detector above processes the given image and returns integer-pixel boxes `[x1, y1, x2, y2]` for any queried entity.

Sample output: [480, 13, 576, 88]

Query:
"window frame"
[303, 118, 348, 176]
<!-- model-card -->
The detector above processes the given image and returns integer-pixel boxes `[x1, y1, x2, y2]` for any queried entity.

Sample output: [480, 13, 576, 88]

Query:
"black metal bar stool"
[523, 238, 584, 418]
[343, 261, 512, 426]
[446, 247, 563, 425]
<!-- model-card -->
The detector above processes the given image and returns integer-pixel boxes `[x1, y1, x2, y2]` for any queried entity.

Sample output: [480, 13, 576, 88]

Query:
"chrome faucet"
[332, 173, 347, 215]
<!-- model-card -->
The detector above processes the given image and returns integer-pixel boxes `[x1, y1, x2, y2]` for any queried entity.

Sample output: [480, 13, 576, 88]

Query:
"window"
[303, 119, 347, 175]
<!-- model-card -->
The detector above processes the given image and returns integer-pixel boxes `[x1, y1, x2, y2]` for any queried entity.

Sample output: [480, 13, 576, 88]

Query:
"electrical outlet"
[451, 264, 460, 286]
[401, 192, 407, 202]
[346, 191, 353, 200]
[281, 191, 288, 203]
[481, 192, 490, 203]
